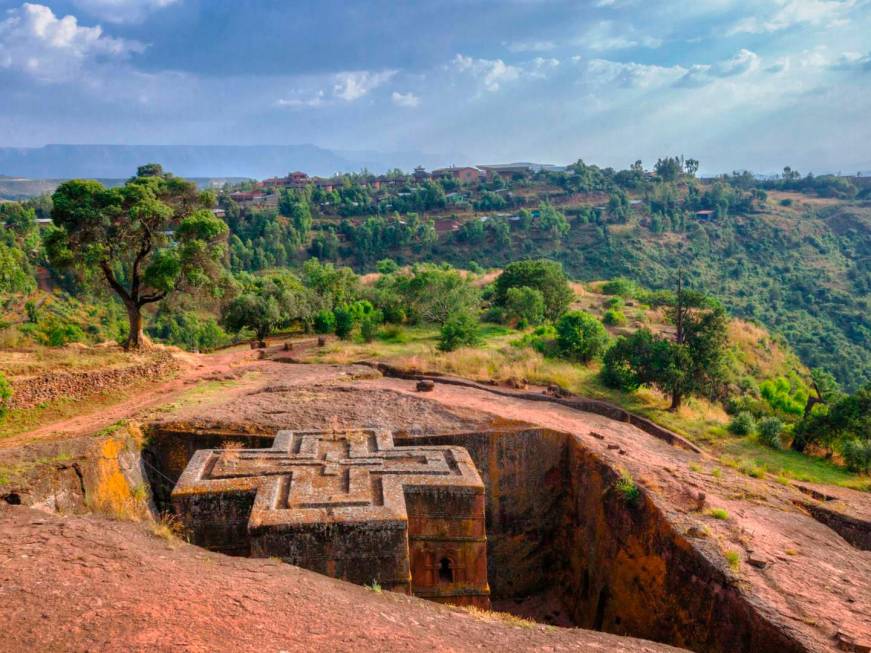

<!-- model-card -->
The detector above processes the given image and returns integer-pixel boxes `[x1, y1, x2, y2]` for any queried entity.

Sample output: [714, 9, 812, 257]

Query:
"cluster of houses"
[226, 163, 564, 209]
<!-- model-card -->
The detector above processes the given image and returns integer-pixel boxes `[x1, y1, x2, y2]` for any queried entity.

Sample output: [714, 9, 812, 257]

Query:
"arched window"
[438, 557, 454, 583]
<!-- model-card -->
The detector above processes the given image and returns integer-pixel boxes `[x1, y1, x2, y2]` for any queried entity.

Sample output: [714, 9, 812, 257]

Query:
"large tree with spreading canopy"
[46, 164, 229, 349]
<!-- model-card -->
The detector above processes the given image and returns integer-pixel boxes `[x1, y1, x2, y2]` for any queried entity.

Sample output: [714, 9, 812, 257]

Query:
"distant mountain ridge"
[0, 144, 458, 180]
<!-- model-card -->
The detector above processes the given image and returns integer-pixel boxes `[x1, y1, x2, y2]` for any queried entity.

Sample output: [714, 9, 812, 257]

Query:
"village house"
[431, 166, 483, 185]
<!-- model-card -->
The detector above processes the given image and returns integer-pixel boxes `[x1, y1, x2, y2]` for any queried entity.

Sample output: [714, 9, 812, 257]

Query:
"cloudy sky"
[0, 0, 869, 173]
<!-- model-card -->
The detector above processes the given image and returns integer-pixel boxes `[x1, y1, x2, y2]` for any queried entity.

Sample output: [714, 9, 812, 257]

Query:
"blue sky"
[0, 0, 869, 173]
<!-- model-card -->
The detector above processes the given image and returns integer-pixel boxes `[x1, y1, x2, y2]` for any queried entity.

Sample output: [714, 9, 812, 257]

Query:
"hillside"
[301, 184, 870, 389]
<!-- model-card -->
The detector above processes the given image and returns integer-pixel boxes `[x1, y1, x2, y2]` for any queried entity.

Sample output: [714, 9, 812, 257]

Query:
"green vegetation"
[601, 286, 728, 411]
[46, 164, 229, 349]
[556, 311, 609, 363]
[0, 160, 868, 491]
[614, 470, 641, 506]
[0, 372, 11, 419]
[729, 412, 756, 436]
[724, 550, 741, 572]
[707, 508, 729, 520]
[757, 417, 784, 449]
[439, 313, 481, 352]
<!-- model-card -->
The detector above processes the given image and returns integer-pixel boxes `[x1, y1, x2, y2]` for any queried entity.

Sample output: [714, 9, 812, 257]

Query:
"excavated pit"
[143, 423, 807, 653]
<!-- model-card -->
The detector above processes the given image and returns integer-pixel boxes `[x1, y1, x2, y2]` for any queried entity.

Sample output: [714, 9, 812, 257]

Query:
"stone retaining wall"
[9, 352, 179, 409]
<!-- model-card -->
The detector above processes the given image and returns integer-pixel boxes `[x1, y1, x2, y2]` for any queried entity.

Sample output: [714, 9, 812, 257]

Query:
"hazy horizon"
[1, 1, 870, 175]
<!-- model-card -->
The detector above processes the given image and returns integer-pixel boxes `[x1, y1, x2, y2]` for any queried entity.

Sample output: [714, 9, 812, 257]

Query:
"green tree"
[221, 272, 312, 341]
[793, 384, 870, 454]
[556, 310, 609, 363]
[46, 169, 228, 349]
[538, 203, 569, 239]
[334, 306, 355, 339]
[494, 259, 574, 321]
[601, 284, 728, 411]
[504, 286, 545, 327]
[438, 312, 481, 352]
[654, 156, 684, 182]
[221, 293, 282, 342]
[388, 264, 480, 325]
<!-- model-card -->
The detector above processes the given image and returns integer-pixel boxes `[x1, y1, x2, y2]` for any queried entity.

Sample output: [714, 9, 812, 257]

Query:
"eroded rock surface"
[0, 505, 683, 653]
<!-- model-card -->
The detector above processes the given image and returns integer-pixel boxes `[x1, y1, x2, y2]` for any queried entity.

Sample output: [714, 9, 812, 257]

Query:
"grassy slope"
[301, 283, 868, 491]
[333, 194, 871, 390]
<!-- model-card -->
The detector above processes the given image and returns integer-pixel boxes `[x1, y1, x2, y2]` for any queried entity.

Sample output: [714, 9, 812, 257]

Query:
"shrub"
[514, 324, 559, 357]
[438, 313, 481, 352]
[724, 550, 741, 572]
[602, 309, 626, 326]
[601, 277, 635, 297]
[556, 310, 609, 363]
[25, 301, 38, 323]
[707, 508, 729, 520]
[603, 296, 624, 310]
[757, 417, 784, 449]
[313, 309, 336, 334]
[842, 440, 871, 474]
[729, 412, 756, 436]
[334, 307, 355, 340]
[494, 259, 574, 321]
[614, 470, 641, 506]
[44, 321, 86, 347]
[0, 372, 12, 419]
[377, 325, 407, 344]
[504, 286, 545, 327]
[360, 310, 383, 343]
[376, 258, 398, 274]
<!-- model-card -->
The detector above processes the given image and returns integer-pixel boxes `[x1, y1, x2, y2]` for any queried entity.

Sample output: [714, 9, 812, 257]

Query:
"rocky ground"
[0, 505, 683, 653]
[1, 341, 869, 652]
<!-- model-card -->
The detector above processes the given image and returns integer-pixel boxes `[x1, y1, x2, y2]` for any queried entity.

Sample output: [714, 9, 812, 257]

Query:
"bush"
[614, 470, 641, 506]
[43, 321, 86, 347]
[334, 307, 355, 340]
[603, 296, 624, 310]
[504, 286, 545, 327]
[313, 309, 336, 334]
[729, 412, 756, 436]
[602, 309, 626, 326]
[376, 258, 399, 274]
[842, 440, 871, 474]
[438, 313, 481, 352]
[359, 310, 383, 343]
[757, 417, 784, 449]
[0, 372, 12, 419]
[494, 259, 574, 321]
[601, 277, 636, 297]
[556, 310, 609, 363]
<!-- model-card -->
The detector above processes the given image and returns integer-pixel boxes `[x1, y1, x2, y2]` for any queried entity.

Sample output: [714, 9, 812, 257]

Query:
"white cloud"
[583, 20, 662, 51]
[451, 53, 563, 92]
[586, 58, 686, 88]
[728, 0, 858, 34]
[677, 49, 760, 86]
[332, 69, 395, 101]
[72, 0, 179, 24]
[391, 91, 420, 108]
[506, 39, 556, 53]
[528, 56, 560, 78]
[0, 3, 143, 81]
[453, 53, 521, 92]
[276, 90, 326, 108]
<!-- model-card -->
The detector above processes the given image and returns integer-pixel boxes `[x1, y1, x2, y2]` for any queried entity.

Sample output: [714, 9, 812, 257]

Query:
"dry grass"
[0, 344, 143, 379]
[462, 606, 538, 629]
[148, 513, 185, 542]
